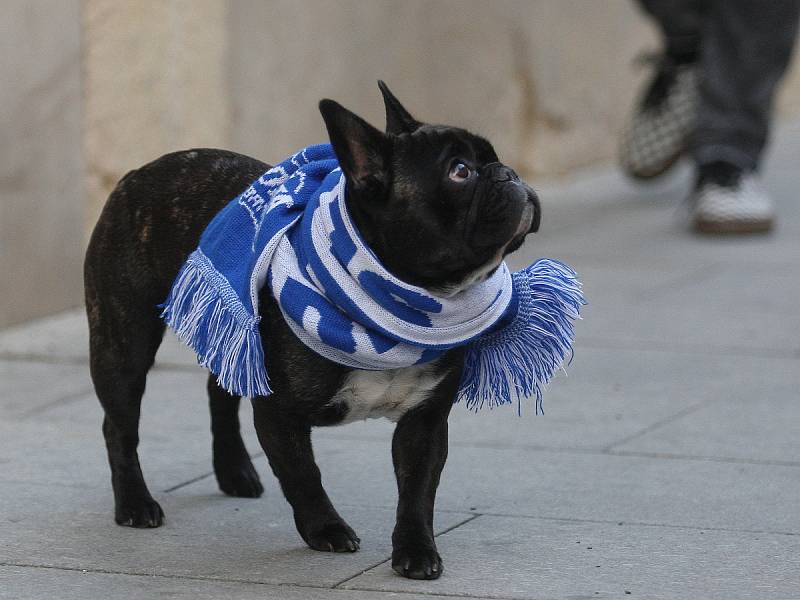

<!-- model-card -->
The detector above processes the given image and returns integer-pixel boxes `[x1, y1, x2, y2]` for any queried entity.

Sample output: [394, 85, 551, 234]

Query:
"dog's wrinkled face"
[320, 82, 540, 296]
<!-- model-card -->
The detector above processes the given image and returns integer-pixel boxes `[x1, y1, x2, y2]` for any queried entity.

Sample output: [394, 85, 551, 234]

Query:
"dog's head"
[319, 81, 540, 296]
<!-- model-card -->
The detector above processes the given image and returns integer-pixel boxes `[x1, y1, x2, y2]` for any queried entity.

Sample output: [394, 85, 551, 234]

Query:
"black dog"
[84, 82, 539, 580]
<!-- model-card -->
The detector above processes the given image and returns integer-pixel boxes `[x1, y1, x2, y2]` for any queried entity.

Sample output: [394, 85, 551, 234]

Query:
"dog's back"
[85, 149, 269, 308]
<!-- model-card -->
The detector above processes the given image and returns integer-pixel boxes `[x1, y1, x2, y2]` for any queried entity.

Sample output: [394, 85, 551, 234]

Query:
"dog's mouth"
[503, 202, 534, 256]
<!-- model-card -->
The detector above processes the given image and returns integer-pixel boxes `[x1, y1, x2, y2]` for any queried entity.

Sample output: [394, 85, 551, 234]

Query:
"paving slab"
[1, 359, 92, 418]
[529, 265, 794, 355]
[616, 392, 800, 464]
[0, 311, 88, 362]
[0, 369, 255, 492]
[343, 515, 800, 600]
[517, 244, 800, 358]
[446, 346, 789, 451]
[0, 309, 196, 367]
[4, 356, 798, 539]
[307, 438, 800, 535]
[6, 400, 798, 540]
[642, 260, 800, 317]
[317, 346, 796, 455]
[0, 566, 475, 600]
[0, 473, 472, 589]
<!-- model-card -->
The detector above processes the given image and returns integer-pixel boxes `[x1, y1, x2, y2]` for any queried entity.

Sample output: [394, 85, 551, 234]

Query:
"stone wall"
[84, 0, 230, 230]
[228, 0, 656, 178]
[0, 1, 83, 327]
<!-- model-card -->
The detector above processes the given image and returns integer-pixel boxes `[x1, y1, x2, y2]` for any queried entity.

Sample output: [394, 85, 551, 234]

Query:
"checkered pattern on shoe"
[692, 174, 774, 234]
[620, 62, 698, 180]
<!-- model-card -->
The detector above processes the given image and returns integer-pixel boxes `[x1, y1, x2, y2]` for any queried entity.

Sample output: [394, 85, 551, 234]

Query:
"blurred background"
[3, 0, 800, 327]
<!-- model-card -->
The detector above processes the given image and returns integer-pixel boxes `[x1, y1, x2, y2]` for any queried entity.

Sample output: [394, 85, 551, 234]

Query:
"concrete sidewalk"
[2, 123, 799, 599]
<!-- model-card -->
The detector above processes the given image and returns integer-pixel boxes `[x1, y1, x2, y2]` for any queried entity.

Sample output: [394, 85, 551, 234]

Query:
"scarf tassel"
[159, 254, 271, 397]
[457, 259, 585, 414]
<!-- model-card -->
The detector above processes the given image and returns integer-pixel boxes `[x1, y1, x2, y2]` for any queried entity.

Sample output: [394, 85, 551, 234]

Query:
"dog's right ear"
[378, 80, 421, 135]
[319, 99, 390, 193]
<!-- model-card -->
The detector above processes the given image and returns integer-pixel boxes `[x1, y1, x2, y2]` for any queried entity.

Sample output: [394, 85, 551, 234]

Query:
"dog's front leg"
[390, 368, 459, 580]
[252, 397, 360, 552]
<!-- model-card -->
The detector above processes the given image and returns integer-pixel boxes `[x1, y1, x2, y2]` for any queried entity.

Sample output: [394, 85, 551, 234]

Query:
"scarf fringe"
[159, 253, 271, 397]
[457, 259, 585, 414]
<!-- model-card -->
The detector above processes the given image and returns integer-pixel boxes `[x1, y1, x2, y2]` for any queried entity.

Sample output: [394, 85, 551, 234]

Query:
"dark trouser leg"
[693, 1, 800, 171]
[638, 0, 705, 57]
[208, 375, 263, 498]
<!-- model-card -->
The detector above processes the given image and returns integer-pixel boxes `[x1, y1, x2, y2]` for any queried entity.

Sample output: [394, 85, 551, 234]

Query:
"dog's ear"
[319, 99, 390, 191]
[378, 80, 421, 135]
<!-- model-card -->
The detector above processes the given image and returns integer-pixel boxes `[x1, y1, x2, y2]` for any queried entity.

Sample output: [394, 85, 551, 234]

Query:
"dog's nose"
[481, 162, 520, 182]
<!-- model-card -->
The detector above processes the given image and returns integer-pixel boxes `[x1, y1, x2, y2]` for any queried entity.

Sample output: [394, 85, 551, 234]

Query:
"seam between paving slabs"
[0, 562, 383, 595]
[166, 476, 800, 537]
[161, 451, 264, 493]
[0, 353, 90, 366]
[0, 352, 200, 372]
[331, 513, 481, 590]
[158, 439, 800, 496]
[439, 513, 800, 537]
[1, 560, 518, 600]
[606, 448, 800, 468]
[575, 337, 800, 360]
[15, 386, 96, 420]
[6, 332, 800, 364]
[312, 432, 800, 467]
[601, 400, 709, 452]
[321, 503, 800, 537]
[6, 518, 790, 595]
[341, 585, 533, 600]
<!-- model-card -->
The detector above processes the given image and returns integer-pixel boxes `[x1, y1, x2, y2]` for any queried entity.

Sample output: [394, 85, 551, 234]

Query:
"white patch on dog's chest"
[330, 361, 446, 423]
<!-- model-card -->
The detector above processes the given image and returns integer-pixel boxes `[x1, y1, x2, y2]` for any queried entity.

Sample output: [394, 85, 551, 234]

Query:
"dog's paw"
[392, 545, 443, 580]
[215, 458, 264, 498]
[115, 497, 164, 528]
[304, 521, 361, 553]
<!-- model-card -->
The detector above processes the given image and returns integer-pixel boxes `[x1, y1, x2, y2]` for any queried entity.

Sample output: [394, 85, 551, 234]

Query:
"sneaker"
[691, 162, 774, 234]
[620, 52, 698, 180]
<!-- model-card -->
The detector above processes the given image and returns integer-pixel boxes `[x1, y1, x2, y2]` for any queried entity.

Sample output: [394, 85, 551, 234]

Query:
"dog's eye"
[448, 161, 471, 182]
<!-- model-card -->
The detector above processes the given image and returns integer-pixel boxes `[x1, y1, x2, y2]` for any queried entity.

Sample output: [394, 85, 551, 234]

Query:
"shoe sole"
[621, 147, 685, 181]
[693, 218, 774, 235]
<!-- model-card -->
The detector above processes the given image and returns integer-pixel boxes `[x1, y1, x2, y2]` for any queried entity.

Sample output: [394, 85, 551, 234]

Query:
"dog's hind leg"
[86, 286, 166, 528]
[208, 375, 263, 498]
[252, 398, 360, 552]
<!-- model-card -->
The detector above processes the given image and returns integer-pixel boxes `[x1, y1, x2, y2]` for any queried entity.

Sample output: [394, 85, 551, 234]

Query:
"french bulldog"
[84, 82, 540, 580]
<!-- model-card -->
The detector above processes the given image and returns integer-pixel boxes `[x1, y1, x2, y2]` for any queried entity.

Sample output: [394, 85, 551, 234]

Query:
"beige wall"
[0, 1, 83, 327]
[3, 0, 800, 326]
[227, 0, 800, 178]
[228, 0, 656, 178]
[84, 0, 231, 229]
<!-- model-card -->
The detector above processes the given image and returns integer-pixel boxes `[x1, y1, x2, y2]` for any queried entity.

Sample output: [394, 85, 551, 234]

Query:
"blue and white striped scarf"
[161, 144, 584, 412]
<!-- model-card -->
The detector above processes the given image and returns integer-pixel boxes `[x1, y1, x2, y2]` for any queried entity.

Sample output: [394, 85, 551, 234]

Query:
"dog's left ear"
[378, 80, 421, 135]
[319, 99, 390, 192]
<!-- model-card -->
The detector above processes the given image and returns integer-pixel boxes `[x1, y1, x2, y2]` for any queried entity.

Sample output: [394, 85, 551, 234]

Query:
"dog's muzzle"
[478, 163, 540, 251]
